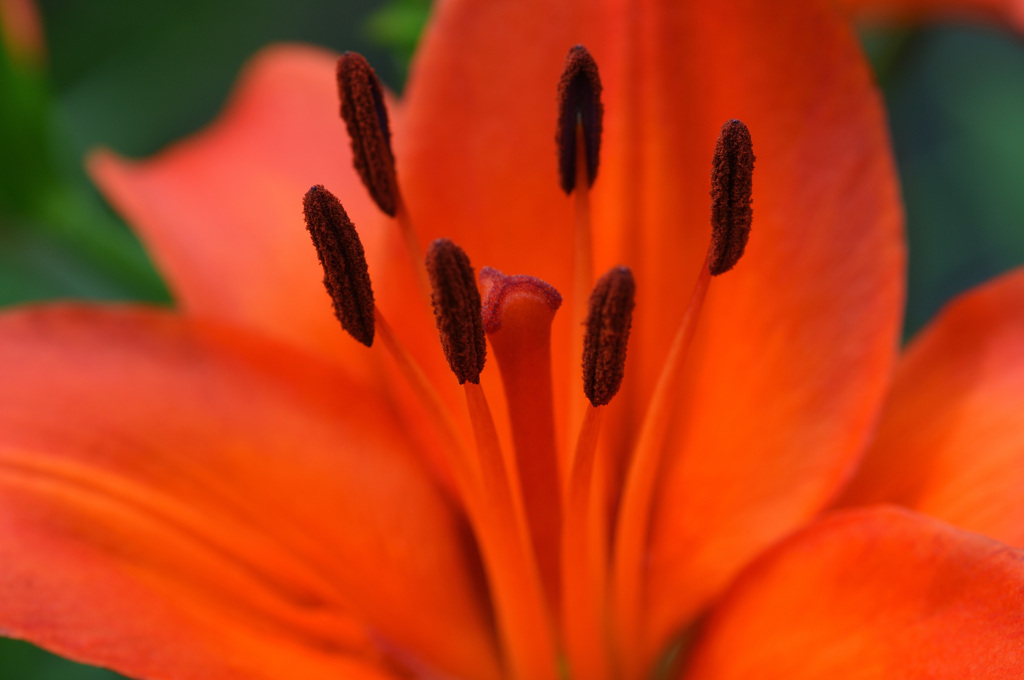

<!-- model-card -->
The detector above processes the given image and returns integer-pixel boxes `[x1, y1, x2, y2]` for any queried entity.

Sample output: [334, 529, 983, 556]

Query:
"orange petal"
[0, 305, 499, 680]
[838, 0, 1024, 30]
[837, 269, 1024, 548]
[405, 0, 904, 667]
[684, 507, 1024, 679]
[401, 4, 574, 296]
[626, 0, 901, 663]
[88, 44, 389, 364]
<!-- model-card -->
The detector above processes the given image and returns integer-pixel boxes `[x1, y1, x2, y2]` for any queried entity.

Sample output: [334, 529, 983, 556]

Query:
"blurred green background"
[0, 1, 1023, 678]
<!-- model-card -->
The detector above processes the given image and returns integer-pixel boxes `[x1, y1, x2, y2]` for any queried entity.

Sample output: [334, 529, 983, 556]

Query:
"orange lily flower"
[3, 1, 1024, 679]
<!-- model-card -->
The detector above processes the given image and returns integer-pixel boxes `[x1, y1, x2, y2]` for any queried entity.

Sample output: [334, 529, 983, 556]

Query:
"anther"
[556, 45, 603, 194]
[302, 185, 375, 346]
[582, 266, 636, 407]
[337, 52, 399, 216]
[425, 238, 487, 384]
[709, 119, 755, 275]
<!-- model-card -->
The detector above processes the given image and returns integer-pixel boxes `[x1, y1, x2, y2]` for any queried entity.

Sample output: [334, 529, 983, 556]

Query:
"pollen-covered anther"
[710, 119, 755, 275]
[425, 238, 487, 384]
[302, 185, 375, 346]
[337, 51, 398, 216]
[582, 266, 635, 407]
[556, 44, 603, 194]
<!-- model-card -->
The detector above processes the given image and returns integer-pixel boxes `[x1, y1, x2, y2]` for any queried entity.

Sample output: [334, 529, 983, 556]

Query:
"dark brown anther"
[556, 44, 603, 194]
[709, 119, 755, 276]
[425, 238, 487, 385]
[302, 184, 375, 346]
[582, 266, 635, 407]
[337, 52, 398, 216]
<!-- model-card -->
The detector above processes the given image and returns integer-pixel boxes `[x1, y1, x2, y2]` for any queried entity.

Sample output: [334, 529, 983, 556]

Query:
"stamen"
[481, 267, 564, 611]
[302, 184, 375, 346]
[425, 238, 487, 385]
[582, 266, 636, 407]
[567, 109, 597, 458]
[613, 121, 754, 676]
[562, 404, 612, 680]
[336, 52, 398, 216]
[612, 260, 710, 679]
[463, 383, 559, 680]
[709, 119, 754, 276]
[372, 307, 474, 482]
[556, 45, 603, 194]
[562, 266, 633, 680]
[375, 305, 557, 680]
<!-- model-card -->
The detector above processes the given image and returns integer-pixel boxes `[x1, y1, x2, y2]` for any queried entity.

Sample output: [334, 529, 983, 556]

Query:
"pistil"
[481, 267, 565, 612]
[557, 44, 604, 457]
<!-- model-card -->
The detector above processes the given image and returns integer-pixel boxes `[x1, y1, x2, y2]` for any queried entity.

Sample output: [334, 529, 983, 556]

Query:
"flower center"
[303, 48, 753, 680]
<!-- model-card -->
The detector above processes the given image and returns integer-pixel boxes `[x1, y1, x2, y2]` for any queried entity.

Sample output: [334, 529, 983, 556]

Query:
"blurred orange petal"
[0, 305, 499, 680]
[89, 45, 388, 366]
[838, 269, 1024, 548]
[686, 507, 1024, 679]
[0, 0, 44, 61]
